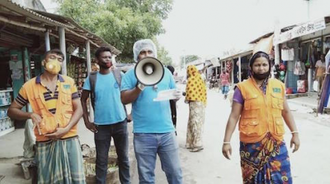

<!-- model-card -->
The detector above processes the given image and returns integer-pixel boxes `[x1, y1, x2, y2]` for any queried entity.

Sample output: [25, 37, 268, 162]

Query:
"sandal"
[190, 147, 204, 152]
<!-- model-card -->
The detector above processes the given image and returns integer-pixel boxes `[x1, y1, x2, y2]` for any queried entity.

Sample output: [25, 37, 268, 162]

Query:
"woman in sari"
[185, 65, 207, 152]
[222, 51, 300, 183]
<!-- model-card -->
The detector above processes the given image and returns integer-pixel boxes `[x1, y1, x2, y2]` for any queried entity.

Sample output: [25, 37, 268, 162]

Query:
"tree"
[55, 0, 173, 63]
[180, 55, 200, 68]
[152, 39, 172, 66]
[157, 46, 173, 66]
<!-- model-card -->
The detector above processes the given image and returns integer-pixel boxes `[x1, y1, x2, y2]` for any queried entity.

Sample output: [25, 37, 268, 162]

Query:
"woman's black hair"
[249, 51, 271, 68]
[249, 51, 272, 76]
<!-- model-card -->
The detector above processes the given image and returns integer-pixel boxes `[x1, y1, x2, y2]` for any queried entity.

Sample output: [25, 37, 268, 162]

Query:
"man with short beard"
[81, 47, 130, 184]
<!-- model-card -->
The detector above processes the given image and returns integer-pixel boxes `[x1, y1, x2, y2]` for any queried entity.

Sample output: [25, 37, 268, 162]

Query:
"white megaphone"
[134, 57, 164, 86]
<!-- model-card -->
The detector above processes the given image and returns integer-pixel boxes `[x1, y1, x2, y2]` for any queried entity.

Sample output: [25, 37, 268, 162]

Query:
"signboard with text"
[274, 18, 326, 45]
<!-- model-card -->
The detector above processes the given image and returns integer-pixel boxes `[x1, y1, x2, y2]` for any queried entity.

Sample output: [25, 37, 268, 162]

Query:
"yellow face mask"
[44, 58, 61, 74]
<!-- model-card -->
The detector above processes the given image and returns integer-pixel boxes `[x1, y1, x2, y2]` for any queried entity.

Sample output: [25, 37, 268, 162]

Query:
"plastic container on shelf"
[5, 118, 12, 129]
[286, 88, 293, 94]
[0, 89, 14, 137]
[0, 119, 4, 131]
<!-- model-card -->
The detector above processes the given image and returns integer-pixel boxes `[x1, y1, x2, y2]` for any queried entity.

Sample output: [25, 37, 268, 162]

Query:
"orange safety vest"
[237, 78, 286, 143]
[23, 75, 76, 141]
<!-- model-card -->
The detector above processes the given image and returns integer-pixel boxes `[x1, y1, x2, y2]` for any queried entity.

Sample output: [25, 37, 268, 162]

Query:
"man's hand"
[45, 127, 69, 140]
[173, 89, 182, 100]
[30, 113, 42, 135]
[137, 83, 145, 91]
[85, 121, 98, 133]
[127, 113, 132, 123]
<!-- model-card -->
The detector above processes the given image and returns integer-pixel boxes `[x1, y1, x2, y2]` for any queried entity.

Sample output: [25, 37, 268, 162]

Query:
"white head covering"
[133, 39, 157, 62]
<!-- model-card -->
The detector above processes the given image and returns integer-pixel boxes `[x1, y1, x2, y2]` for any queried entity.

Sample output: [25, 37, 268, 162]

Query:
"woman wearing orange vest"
[222, 51, 300, 184]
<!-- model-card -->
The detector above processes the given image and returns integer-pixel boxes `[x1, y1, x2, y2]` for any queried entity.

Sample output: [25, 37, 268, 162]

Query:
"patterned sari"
[186, 101, 205, 149]
[185, 65, 207, 151]
[240, 133, 292, 184]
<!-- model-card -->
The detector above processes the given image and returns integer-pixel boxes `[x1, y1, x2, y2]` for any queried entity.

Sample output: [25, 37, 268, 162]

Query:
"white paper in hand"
[153, 89, 181, 101]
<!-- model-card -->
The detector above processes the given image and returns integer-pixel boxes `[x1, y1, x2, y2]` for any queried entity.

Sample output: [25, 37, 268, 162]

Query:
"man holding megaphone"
[121, 39, 183, 184]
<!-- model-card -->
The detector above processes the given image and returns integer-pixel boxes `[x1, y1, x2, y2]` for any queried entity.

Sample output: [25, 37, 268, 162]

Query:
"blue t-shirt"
[121, 67, 176, 133]
[83, 72, 126, 125]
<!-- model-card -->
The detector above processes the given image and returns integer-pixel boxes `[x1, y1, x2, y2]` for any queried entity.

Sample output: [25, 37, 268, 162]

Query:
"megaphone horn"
[143, 63, 154, 75]
[134, 57, 165, 86]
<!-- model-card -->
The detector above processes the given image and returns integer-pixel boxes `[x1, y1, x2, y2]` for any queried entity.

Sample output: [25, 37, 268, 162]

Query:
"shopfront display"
[67, 55, 88, 95]
[0, 50, 15, 136]
[0, 90, 14, 137]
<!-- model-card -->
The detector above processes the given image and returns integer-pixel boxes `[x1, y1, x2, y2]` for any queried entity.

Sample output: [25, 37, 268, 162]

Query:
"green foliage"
[157, 46, 173, 66]
[152, 39, 172, 66]
[180, 55, 200, 68]
[55, 0, 173, 63]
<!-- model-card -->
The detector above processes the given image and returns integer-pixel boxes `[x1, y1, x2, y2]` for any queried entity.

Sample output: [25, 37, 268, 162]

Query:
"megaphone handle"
[137, 83, 145, 91]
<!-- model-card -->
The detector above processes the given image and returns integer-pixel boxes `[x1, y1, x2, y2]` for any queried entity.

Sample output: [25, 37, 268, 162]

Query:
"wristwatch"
[137, 83, 145, 91]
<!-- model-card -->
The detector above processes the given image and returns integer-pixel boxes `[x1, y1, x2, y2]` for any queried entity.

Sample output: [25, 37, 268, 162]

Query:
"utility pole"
[304, 0, 313, 92]
[182, 50, 186, 69]
[306, 0, 310, 20]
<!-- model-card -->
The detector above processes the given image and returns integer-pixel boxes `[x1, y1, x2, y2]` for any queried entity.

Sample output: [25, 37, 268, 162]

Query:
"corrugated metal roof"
[0, 0, 72, 29]
[33, 10, 121, 55]
[249, 25, 297, 44]
[0, 0, 121, 55]
[220, 44, 254, 61]
[249, 32, 274, 44]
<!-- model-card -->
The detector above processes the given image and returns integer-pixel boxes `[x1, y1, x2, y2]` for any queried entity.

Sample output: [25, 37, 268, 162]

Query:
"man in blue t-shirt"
[81, 47, 130, 184]
[121, 39, 183, 184]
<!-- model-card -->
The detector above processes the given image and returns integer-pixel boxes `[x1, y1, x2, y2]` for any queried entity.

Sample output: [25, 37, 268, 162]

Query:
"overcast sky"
[41, 0, 329, 63]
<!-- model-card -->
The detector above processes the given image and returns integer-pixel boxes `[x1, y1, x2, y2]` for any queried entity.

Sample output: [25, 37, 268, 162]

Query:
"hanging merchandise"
[274, 64, 280, 79]
[286, 87, 293, 94]
[279, 71, 285, 82]
[226, 60, 232, 72]
[297, 80, 307, 93]
[67, 56, 88, 95]
[281, 48, 294, 61]
[294, 60, 306, 75]
[305, 59, 311, 68]
[313, 80, 319, 92]
[280, 63, 286, 71]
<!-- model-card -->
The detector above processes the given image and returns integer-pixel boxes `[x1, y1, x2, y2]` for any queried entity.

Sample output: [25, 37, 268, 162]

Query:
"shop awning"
[273, 18, 326, 45]
[252, 34, 274, 54]
[210, 58, 220, 67]
[219, 44, 253, 61]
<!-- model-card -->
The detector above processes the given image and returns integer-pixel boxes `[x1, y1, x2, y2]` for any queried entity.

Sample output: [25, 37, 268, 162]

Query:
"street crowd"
[8, 38, 300, 184]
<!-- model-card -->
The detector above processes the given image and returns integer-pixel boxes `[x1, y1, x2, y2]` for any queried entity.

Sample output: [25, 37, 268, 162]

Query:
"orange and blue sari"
[240, 133, 292, 184]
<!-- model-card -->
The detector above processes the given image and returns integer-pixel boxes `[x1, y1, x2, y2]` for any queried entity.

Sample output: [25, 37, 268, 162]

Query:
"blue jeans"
[95, 119, 130, 184]
[222, 85, 229, 95]
[134, 132, 182, 184]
